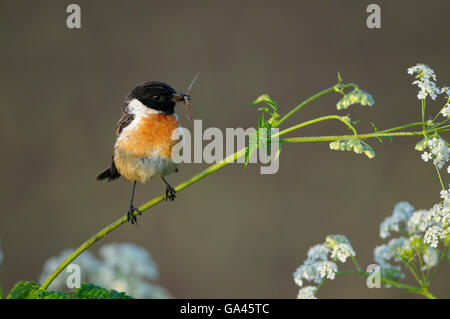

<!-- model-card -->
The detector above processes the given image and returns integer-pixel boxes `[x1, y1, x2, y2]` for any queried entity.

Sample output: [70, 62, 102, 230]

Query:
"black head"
[126, 81, 189, 114]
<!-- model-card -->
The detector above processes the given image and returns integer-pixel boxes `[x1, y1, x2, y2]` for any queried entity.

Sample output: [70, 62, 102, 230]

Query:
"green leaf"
[74, 283, 133, 299]
[259, 113, 265, 128]
[244, 131, 259, 169]
[337, 72, 343, 83]
[7, 281, 41, 299]
[32, 291, 74, 299]
[251, 94, 278, 111]
[257, 106, 273, 115]
[7, 281, 133, 299]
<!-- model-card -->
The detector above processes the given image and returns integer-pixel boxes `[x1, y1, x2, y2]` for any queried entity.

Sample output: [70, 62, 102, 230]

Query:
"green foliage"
[244, 94, 282, 167]
[7, 280, 41, 299]
[250, 94, 280, 127]
[6, 281, 133, 299]
[75, 283, 133, 299]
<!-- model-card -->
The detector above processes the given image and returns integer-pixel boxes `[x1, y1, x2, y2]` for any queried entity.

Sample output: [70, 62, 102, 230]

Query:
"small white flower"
[421, 152, 432, 162]
[297, 286, 317, 299]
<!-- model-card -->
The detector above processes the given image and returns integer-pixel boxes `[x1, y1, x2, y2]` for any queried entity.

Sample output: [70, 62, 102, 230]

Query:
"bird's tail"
[97, 158, 121, 181]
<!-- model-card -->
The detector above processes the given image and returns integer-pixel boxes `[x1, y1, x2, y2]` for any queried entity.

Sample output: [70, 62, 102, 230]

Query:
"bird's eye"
[152, 95, 161, 101]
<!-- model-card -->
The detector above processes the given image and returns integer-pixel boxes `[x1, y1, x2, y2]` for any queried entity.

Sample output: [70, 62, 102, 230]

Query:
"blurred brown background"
[0, 0, 449, 298]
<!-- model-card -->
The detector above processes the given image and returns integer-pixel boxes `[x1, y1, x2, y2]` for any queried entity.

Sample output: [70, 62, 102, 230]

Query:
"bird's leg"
[127, 181, 142, 224]
[162, 177, 176, 201]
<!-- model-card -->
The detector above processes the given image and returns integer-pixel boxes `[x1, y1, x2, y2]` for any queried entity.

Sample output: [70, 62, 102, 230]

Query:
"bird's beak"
[172, 93, 191, 103]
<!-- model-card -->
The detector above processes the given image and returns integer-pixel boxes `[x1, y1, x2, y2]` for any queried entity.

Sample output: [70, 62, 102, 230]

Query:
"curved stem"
[275, 115, 357, 137]
[273, 83, 357, 128]
[280, 131, 425, 143]
[39, 149, 247, 291]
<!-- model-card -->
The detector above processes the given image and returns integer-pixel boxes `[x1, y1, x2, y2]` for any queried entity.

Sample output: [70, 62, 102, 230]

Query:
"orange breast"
[116, 113, 180, 159]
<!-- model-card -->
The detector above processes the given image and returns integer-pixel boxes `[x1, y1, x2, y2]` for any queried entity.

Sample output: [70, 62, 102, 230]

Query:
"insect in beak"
[172, 93, 191, 103]
[174, 73, 199, 122]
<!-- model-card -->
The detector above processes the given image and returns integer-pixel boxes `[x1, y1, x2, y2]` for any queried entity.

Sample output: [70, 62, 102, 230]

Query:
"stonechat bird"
[97, 81, 190, 224]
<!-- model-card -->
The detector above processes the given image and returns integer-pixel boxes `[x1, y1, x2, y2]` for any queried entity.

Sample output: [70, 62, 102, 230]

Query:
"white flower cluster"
[408, 64, 441, 100]
[440, 87, 450, 118]
[39, 243, 171, 299]
[422, 137, 449, 170]
[297, 286, 316, 299]
[416, 136, 450, 170]
[375, 192, 449, 281]
[293, 235, 355, 299]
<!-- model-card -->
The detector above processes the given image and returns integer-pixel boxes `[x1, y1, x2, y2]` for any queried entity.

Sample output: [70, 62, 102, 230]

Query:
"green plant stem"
[280, 131, 426, 143]
[275, 115, 357, 137]
[273, 83, 357, 128]
[39, 79, 448, 292]
[41, 126, 445, 291]
[39, 149, 247, 291]
[336, 270, 436, 299]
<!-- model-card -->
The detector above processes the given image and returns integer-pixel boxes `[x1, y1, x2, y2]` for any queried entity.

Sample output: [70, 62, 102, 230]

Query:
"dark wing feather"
[97, 112, 134, 182]
[116, 112, 134, 136]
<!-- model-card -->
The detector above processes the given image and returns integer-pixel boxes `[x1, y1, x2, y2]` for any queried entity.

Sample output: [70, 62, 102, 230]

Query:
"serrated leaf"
[74, 283, 133, 299]
[33, 291, 74, 299]
[251, 94, 278, 111]
[7, 281, 41, 299]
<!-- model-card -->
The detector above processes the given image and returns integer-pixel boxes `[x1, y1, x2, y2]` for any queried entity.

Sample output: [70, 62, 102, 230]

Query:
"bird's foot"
[127, 205, 142, 225]
[165, 184, 176, 201]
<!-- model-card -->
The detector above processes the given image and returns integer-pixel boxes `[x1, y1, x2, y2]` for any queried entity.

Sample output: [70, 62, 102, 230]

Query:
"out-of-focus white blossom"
[39, 243, 171, 299]
[375, 188, 449, 283]
[297, 286, 317, 299]
[422, 247, 439, 270]
[379, 202, 414, 239]
[408, 64, 441, 100]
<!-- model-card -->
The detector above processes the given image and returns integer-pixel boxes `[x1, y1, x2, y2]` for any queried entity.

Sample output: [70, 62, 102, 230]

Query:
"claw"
[127, 206, 142, 225]
[165, 185, 176, 201]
